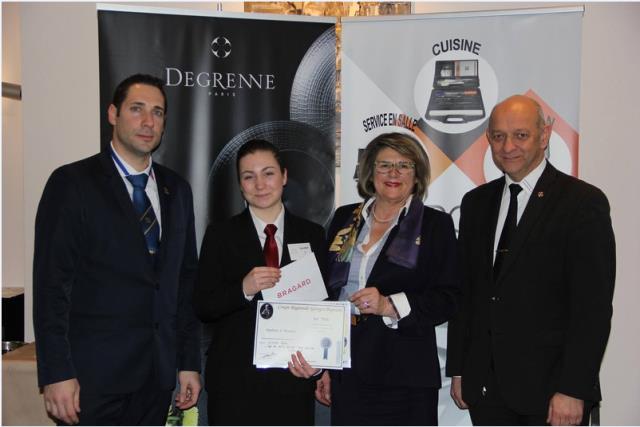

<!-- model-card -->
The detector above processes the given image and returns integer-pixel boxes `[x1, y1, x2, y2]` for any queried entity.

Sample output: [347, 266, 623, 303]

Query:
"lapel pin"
[537, 191, 544, 198]
[163, 187, 170, 195]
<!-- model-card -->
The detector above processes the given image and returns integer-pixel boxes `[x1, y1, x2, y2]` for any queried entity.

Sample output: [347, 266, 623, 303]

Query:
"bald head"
[486, 95, 551, 182]
[488, 95, 546, 133]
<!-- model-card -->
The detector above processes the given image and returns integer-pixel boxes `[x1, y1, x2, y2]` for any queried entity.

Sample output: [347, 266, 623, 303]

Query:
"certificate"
[253, 300, 351, 369]
[261, 252, 328, 302]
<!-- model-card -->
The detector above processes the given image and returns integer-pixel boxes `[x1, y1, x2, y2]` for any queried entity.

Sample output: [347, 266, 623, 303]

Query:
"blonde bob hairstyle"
[356, 132, 431, 201]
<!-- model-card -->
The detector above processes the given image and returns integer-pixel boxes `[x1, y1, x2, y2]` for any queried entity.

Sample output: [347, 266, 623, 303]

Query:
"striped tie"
[126, 173, 160, 255]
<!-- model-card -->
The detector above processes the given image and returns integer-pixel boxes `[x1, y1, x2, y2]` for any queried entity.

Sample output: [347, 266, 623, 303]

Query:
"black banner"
[98, 8, 336, 242]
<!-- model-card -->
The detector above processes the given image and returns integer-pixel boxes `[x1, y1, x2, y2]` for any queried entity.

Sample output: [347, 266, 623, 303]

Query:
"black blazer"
[446, 163, 616, 414]
[33, 151, 201, 393]
[328, 203, 460, 388]
[194, 208, 325, 397]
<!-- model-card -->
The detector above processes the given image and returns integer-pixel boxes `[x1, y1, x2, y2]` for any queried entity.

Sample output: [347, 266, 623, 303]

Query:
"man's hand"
[547, 392, 584, 426]
[43, 378, 81, 424]
[176, 371, 201, 410]
[315, 370, 331, 406]
[450, 377, 469, 409]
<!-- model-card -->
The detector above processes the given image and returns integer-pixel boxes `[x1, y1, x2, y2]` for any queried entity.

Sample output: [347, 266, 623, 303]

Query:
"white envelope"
[261, 252, 328, 301]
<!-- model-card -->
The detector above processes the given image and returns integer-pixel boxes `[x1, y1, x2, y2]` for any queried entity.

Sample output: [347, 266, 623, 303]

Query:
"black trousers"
[59, 381, 173, 426]
[469, 367, 593, 426]
[330, 369, 439, 426]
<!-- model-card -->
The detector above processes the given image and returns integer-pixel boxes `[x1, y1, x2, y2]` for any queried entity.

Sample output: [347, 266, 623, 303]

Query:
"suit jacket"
[193, 208, 325, 398]
[328, 203, 460, 389]
[446, 163, 616, 414]
[33, 150, 201, 394]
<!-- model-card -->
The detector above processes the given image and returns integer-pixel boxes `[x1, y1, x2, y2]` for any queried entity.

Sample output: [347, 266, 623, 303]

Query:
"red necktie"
[263, 224, 279, 267]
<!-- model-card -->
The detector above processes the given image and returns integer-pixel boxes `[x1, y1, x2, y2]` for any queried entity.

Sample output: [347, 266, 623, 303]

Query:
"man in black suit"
[447, 95, 615, 425]
[33, 74, 201, 425]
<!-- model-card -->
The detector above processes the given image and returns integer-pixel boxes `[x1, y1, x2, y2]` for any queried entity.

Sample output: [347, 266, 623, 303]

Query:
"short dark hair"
[111, 74, 167, 116]
[235, 139, 285, 181]
[357, 132, 431, 200]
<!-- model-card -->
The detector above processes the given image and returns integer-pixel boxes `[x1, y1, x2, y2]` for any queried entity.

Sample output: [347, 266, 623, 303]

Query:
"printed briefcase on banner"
[425, 59, 486, 124]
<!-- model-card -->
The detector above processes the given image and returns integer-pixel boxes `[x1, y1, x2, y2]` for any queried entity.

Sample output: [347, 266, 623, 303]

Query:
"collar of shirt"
[361, 194, 413, 226]
[503, 158, 547, 196]
[359, 194, 413, 249]
[249, 204, 285, 263]
[110, 141, 154, 179]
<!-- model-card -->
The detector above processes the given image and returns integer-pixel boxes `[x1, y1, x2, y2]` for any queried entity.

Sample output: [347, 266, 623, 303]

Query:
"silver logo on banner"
[210, 36, 232, 58]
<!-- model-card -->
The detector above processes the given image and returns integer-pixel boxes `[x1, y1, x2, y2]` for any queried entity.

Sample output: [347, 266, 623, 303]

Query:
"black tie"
[494, 183, 522, 277]
[126, 173, 160, 255]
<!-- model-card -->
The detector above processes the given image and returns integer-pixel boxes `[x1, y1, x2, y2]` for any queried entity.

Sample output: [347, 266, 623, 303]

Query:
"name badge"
[288, 242, 312, 260]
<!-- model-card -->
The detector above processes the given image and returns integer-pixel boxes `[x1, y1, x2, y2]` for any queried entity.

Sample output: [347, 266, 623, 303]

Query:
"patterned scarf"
[326, 197, 424, 295]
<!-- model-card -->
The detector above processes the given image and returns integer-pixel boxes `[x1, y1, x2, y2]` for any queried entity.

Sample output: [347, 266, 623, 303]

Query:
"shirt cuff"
[390, 292, 411, 318]
[382, 315, 398, 329]
[382, 292, 411, 329]
[243, 292, 255, 301]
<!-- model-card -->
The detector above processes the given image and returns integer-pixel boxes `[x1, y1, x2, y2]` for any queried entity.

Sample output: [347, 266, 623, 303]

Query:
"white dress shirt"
[244, 204, 285, 301]
[358, 196, 413, 328]
[249, 204, 285, 264]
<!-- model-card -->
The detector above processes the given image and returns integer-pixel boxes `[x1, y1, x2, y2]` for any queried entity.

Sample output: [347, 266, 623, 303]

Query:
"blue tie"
[126, 173, 160, 255]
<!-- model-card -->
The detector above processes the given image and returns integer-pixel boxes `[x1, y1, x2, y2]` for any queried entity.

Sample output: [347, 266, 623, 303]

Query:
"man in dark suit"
[446, 95, 615, 426]
[33, 74, 201, 425]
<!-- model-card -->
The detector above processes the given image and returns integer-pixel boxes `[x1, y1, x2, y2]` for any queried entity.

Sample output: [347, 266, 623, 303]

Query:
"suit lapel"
[495, 163, 559, 284]
[239, 208, 267, 267]
[281, 210, 294, 267]
[486, 178, 504, 285]
[154, 167, 171, 266]
[99, 151, 139, 225]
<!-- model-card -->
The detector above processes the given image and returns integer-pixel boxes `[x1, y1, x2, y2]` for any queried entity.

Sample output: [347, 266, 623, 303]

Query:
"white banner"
[341, 8, 582, 425]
